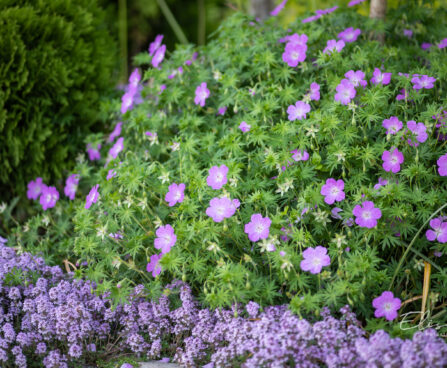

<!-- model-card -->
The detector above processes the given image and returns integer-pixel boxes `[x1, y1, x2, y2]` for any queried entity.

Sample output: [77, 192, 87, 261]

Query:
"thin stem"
[118, 0, 128, 83]
[389, 202, 447, 289]
[156, 0, 188, 44]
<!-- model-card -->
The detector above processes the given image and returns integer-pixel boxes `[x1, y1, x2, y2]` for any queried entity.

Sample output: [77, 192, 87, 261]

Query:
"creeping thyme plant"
[6, 0, 447, 337]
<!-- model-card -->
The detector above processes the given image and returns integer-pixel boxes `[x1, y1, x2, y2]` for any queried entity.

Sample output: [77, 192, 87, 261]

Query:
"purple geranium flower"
[302, 14, 321, 23]
[338, 27, 361, 43]
[331, 207, 343, 220]
[239, 121, 251, 132]
[217, 106, 227, 116]
[39, 185, 59, 211]
[282, 43, 307, 67]
[396, 88, 408, 101]
[284, 33, 308, 47]
[154, 224, 177, 254]
[300, 246, 331, 274]
[27, 177, 44, 200]
[320, 178, 345, 205]
[121, 91, 134, 114]
[106, 169, 117, 181]
[421, 42, 432, 50]
[206, 197, 238, 223]
[382, 116, 402, 135]
[437, 153, 447, 176]
[149, 34, 164, 56]
[407, 121, 427, 146]
[270, 0, 287, 16]
[345, 70, 367, 88]
[86, 143, 101, 161]
[108, 122, 122, 143]
[323, 39, 345, 54]
[85, 184, 99, 210]
[244, 214, 272, 242]
[334, 79, 356, 105]
[309, 82, 320, 101]
[316, 6, 338, 15]
[206, 165, 228, 190]
[165, 183, 185, 207]
[146, 254, 162, 277]
[373, 177, 388, 190]
[64, 174, 79, 200]
[403, 29, 413, 38]
[128, 69, 141, 90]
[426, 218, 447, 243]
[152, 45, 166, 68]
[291, 149, 309, 161]
[438, 38, 447, 49]
[353, 201, 382, 228]
[372, 291, 401, 321]
[370, 68, 391, 85]
[382, 148, 404, 173]
[287, 101, 311, 121]
[194, 82, 210, 107]
[411, 75, 436, 90]
[109, 137, 124, 159]
[348, 0, 366, 5]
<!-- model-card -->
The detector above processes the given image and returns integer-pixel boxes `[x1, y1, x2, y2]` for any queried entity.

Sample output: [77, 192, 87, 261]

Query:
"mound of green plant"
[9, 1, 447, 336]
[0, 0, 117, 200]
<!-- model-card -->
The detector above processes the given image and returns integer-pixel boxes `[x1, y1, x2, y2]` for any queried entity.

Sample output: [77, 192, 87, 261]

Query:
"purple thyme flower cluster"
[1, 244, 447, 367]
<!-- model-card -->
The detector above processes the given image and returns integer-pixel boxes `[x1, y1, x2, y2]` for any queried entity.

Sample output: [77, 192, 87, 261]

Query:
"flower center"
[362, 211, 371, 220]
[291, 51, 299, 60]
[255, 224, 264, 234]
[215, 173, 223, 182]
[174, 191, 181, 200]
[216, 206, 225, 216]
[312, 258, 321, 266]
[384, 302, 392, 311]
[390, 156, 398, 164]
[330, 187, 340, 196]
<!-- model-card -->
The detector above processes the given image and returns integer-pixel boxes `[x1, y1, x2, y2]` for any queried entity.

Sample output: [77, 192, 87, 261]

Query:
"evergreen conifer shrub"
[0, 0, 116, 199]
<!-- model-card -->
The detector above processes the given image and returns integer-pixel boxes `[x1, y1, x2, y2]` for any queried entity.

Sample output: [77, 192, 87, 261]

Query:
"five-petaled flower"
[353, 201, 382, 228]
[282, 43, 307, 67]
[108, 122, 122, 143]
[146, 253, 162, 277]
[382, 148, 404, 173]
[244, 214, 272, 242]
[334, 79, 356, 105]
[309, 82, 320, 101]
[345, 70, 367, 88]
[206, 197, 239, 223]
[323, 39, 345, 54]
[152, 45, 166, 68]
[407, 121, 427, 146]
[165, 183, 185, 207]
[64, 174, 79, 200]
[291, 149, 309, 161]
[382, 116, 402, 135]
[194, 82, 210, 107]
[370, 68, 391, 85]
[300, 246, 331, 274]
[411, 75, 436, 90]
[287, 101, 311, 121]
[27, 177, 44, 200]
[239, 121, 251, 132]
[320, 178, 345, 205]
[109, 137, 124, 159]
[207, 165, 229, 190]
[148, 34, 164, 56]
[86, 143, 101, 161]
[437, 153, 447, 176]
[338, 27, 361, 43]
[85, 185, 99, 210]
[372, 291, 401, 321]
[39, 185, 59, 211]
[426, 218, 447, 243]
[154, 224, 177, 254]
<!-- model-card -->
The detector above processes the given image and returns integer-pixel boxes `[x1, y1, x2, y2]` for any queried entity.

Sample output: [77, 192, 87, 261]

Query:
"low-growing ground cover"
[1, 243, 447, 367]
[1, 1, 447, 363]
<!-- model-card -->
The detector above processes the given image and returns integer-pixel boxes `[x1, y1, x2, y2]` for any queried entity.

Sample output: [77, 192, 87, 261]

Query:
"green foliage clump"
[8, 2, 447, 336]
[0, 0, 116, 198]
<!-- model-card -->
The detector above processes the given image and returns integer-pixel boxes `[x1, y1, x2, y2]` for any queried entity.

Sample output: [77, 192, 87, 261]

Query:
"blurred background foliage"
[106, 0, 446, 83]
